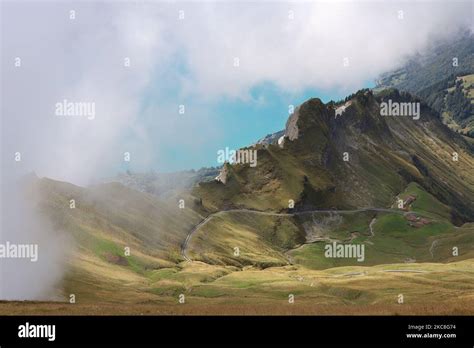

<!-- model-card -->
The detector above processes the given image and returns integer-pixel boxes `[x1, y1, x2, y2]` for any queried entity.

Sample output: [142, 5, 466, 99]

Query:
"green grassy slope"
[189, 182, 474, 271]
[28, 177, 206, 302]
[188, 211, 305, 267]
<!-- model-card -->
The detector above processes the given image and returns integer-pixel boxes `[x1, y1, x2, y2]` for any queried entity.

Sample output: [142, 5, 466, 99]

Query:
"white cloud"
[2, 0, 471, 184]
[174, 1, 472, 98]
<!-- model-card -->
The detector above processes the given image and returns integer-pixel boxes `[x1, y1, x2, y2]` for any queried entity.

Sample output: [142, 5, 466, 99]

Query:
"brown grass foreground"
[1, 301, 474, 316]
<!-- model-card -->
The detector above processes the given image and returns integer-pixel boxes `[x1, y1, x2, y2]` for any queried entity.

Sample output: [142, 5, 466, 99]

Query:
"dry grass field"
[2, 258, 474, 315]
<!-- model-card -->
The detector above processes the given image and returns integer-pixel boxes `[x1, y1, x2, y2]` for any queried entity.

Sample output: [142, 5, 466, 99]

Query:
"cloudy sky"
[1, 0, 473, 185]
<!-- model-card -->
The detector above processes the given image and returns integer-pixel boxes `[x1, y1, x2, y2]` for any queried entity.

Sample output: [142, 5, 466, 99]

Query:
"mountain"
[255, 130, 285, 146]
[417, 73, 474, 136]
[375, 31, 474, 94]
[185, 88, 474, 269]
[375, 31, 474, 136]
[195, 89, 474, 224]
[102, 167, 220, 198]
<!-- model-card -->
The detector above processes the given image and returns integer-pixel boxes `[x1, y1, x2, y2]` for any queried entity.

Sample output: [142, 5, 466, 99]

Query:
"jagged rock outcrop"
[215, 164, 229, 184]
[285, 106, 300, 141]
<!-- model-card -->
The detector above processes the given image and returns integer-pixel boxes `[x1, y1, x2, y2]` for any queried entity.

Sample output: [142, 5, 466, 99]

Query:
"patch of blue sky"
[123, 69, 374, 173]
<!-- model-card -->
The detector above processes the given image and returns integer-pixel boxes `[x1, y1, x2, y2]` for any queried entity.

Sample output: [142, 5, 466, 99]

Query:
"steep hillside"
[187, 183, 474, 270]
[375, 31, 474, 94]
[441, 74, 474, 135]
[23, 177, 206, 302]
[375, 32, 474, 135]
[32, 178, 204, 260]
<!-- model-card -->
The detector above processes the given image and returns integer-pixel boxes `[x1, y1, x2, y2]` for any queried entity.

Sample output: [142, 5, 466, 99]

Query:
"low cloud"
[2, 0, 471, 183]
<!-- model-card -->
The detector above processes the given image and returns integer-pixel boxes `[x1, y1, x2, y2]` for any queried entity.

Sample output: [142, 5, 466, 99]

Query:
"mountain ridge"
[195, 88, 474, 224]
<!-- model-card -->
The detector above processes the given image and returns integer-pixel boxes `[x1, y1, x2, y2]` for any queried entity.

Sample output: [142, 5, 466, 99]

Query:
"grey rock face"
[285, 106, 300, 141]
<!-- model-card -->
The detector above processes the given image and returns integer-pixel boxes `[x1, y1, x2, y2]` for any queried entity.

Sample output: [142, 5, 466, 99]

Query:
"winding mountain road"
[181, 207, 403, 262]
